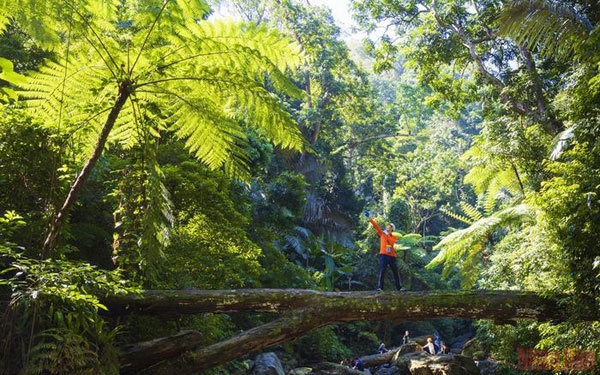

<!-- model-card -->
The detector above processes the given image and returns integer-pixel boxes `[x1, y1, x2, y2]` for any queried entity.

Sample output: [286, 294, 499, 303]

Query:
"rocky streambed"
[250, 341, 498, 375]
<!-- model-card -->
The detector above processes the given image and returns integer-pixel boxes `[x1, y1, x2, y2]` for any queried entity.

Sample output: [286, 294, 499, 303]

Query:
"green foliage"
[157, 213, 262, 289]
[0, 109, 60, 249]
[294, 326, 351, 362]
[462, 139, 525, 215]
[26, 328, 104, 375]
[110, 145, 174, 280]
[535, 139, 600, 297]
[3, 0, 600, 371]
[0, 241, 139, 374]
[0, 57, 26, 101]
[480, 225, 571, 292]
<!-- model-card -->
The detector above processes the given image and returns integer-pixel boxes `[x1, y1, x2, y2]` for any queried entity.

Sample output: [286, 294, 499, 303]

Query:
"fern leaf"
[440, 206, 474, 225]
[499, 0, 593, 59]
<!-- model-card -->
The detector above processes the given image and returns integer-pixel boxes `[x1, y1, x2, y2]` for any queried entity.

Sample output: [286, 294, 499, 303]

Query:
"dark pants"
[378, 254, 401, 290]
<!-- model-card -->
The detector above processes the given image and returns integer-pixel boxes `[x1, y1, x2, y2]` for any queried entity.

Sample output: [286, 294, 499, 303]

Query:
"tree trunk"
[359, 347, 401, 367]
[188, 311, 325, 372]
[119, 330, 204, 374]
[105, 289, 595, 374]
[41, 81, 132, 257]
[519, 45, 561, 134]
[102, 289, 582, 321]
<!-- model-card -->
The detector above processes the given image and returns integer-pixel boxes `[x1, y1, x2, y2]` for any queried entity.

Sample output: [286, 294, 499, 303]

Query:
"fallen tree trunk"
[119, 330, 204, 374]
[187, 311, 327, 372]
[102, 289, 583, 321]
[359, 342, 423, 367]
[107, 289, 594, 374]
[359, 348, 400, 367]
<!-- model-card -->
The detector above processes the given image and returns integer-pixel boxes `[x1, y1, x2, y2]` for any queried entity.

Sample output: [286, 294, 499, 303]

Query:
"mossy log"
[103, 289, 579, 321]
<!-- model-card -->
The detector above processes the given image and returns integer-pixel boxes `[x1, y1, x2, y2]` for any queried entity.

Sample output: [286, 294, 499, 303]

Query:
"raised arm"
[368, 219, 384, 236]
[364, 210, 384, 236]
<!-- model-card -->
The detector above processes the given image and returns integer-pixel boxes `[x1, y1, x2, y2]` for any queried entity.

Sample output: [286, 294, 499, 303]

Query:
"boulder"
[289, 368, 313, 375]
[312, 362, 368, 375]
[394, 352, 480, 375]
[474, 359, 498, 375]
[374, 364, 409, 375]
[252, 352, 285, 375]
[395, 343, 423, 358]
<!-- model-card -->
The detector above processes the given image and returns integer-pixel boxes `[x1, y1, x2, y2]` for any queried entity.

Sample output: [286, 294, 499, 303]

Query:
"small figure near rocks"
[433, 331, 442, 354]
[402, 330, 410, 346]
[423, 337, 436, 355]
[351, 357, 365, 371]
[378, 343, 389, 354]
[440, 341, 449, 355]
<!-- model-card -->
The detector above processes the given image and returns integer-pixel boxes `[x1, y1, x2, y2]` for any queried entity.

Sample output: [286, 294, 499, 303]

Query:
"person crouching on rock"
[423, 337, 436, 355]
[364, 210, 403, 292]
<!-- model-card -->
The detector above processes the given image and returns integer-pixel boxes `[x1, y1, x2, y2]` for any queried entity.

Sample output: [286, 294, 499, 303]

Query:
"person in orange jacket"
[365, 210, 403, 292]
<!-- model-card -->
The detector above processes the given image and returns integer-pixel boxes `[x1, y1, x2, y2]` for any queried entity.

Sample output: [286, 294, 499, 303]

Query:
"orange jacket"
[369, 219, 397, 257]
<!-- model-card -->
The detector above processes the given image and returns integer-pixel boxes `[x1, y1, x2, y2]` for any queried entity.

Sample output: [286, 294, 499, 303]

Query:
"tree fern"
[499, 0, 593, 59]
[12, 0, 306, 253]
[427, 204, 535, 288]
[462, 139, 524, 215]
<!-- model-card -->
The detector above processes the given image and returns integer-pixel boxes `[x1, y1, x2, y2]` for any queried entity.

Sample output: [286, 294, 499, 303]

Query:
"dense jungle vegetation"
[0, 0, 599, 374]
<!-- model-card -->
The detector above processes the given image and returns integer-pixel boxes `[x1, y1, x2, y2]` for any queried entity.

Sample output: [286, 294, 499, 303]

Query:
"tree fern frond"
[168, 94, 250, 173]
[142, 160, 174, 260]
[499, 0, 593, 59]
[459, 243, 483, 289]
[160, 20, 304, 98]
[427, 204, 535, 281]
[19, 57, 112, 129]
[459, 201, 483, 222]
[463, 164, 494, 195]
[440, 206, 474, 225]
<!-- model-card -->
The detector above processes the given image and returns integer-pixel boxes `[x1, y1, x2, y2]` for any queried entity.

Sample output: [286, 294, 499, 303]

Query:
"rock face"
[252, 352, 285, 375]
[394, 352, 480, 375]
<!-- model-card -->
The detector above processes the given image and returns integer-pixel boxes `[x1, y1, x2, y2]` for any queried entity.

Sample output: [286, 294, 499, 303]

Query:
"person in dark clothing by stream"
[365, 210, 404, 291]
